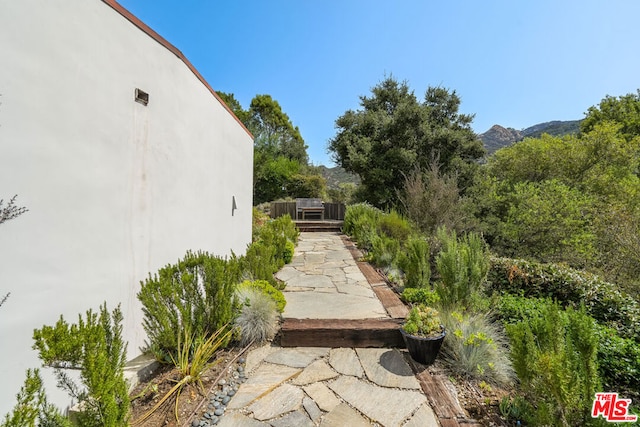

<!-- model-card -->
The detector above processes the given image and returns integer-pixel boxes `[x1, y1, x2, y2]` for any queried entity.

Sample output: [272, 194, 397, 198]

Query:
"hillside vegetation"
[331, 80, 640, 426]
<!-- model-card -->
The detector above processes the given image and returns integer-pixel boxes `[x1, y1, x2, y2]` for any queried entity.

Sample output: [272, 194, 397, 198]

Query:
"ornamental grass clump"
[438, 307, 514, 387]
[234, 287, 279, 346]
[133, 326, 231, 425]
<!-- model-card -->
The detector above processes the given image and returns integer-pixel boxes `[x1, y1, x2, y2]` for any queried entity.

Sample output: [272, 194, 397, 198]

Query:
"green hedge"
[488, 257, 640, 341]
[138, 251, 241, 359]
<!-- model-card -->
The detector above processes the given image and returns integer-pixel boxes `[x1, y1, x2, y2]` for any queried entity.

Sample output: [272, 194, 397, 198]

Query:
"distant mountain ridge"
[480, 120, 582, 155]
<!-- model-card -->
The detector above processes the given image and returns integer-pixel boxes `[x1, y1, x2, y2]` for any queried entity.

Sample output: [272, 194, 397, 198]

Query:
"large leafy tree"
[328, 77, 484, 209]
[581, 90, 640, 141]
[217, 92, 323, 204]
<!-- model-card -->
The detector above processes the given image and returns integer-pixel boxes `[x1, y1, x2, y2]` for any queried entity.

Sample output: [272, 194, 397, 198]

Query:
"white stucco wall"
[0, 0, 253, 414]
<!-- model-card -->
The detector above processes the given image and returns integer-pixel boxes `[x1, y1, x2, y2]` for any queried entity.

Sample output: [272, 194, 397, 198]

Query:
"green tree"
[328, 76, 484, 209]
[218, 92, 326, 204]
[249, 94, 308, 164]
[216, 91, 250, 124]
[581, 89, 640, 141]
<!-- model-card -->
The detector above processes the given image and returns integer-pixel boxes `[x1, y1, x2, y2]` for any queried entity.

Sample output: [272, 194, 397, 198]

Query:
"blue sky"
[117, 0, 640, 166]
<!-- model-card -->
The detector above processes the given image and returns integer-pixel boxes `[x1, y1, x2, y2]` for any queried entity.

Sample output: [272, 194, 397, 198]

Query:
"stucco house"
[0, 0, 253, 413]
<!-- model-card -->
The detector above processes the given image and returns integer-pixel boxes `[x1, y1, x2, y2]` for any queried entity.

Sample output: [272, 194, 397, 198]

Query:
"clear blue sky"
[117, 0, 640, 166]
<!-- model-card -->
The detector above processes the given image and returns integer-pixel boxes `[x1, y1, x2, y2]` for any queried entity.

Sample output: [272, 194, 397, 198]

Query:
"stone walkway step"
[280, 318, 404, 348]
[294, 220, 343, 232]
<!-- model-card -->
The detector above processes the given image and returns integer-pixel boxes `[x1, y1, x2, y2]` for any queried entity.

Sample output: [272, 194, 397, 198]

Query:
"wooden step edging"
[280, 318, 404, 348]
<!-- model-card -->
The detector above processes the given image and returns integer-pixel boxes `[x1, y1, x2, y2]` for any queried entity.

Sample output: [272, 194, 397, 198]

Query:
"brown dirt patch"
[129, 345, 248, 427]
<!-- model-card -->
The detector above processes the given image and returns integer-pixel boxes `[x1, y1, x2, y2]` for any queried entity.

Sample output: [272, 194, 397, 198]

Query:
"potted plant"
[400, 305, 445, 365]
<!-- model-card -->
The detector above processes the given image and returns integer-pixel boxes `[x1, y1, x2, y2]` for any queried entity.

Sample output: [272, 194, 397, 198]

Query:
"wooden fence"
[270, 201, 345, 220]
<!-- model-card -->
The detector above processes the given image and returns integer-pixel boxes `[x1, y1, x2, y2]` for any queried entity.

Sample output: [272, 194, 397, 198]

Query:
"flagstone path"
[214, 232, 443, 427]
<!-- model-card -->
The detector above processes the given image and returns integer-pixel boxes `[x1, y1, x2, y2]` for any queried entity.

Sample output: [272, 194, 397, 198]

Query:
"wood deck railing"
[270, 201, 345, 220]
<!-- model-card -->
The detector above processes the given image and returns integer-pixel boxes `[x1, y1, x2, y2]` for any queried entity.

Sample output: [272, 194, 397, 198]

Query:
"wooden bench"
[296, 198, 324, 220]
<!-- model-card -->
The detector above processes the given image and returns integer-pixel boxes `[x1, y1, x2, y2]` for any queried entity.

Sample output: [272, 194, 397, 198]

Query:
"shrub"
[32, 303, 129, 427]
[238, 280, 286, 313]
[398, 235, 431, 288]
[243, 214, 298, 286]
[506, 303, 600, 426]
[378, 210, 412, 243]
[235, 287, 279, 346]
[498, 294, 640, 406]
[435, 228, 490, 308]
[284, 240, 295, 264]
[401, 287, 440, 306]
[242, 239, 281, 286]
[1, 369, 70, 427]
[138, 251, 241, 359]
[367, 234, 400, 271]
[343, 203, 382, 250]
[595, 325, 640, 402]
[488, 257, 640, 340]
[438, 307, 514, 387]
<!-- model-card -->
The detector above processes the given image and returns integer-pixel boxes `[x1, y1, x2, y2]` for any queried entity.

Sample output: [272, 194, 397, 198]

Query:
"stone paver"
[270, 409, 315, 427]
[319, 403, 371, 427]
[329, 348, 364, 378]
[227, 363, 301, 409]
[356, 348, 421, 389]
[302, 382, 341, 412]
[214, 232, 441, 427]
[404, 403, 440, 427]
[328, 375, 427, 426]
[264, 347, 329, 368]
[292, 359, 339, 385]
[248, 383, 304, 420]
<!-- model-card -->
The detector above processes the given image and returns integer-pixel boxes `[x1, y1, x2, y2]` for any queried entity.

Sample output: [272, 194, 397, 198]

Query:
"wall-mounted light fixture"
[135, 88, 149, 106]
[232, 196, 237, 216]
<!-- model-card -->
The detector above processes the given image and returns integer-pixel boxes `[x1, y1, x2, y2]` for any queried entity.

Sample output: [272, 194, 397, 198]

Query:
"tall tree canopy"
[328, 77, 484, 209]
[581, 90, 640, 141]
[217, 92, 323, 204]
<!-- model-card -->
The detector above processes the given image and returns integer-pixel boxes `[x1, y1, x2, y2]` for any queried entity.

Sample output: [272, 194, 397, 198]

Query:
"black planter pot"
[400, 328, 445, 365]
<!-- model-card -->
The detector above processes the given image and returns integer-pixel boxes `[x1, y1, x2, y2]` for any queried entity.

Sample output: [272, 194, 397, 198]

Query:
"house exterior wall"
[0, 0, 253, 413]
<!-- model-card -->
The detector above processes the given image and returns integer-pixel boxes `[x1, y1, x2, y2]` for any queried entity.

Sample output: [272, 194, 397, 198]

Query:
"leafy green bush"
[138, 251, 241, 359]
[235, 287, 279, 346]
[506, 303, 601, 426]
[1, 369, 70, 427]
[242, 239, 281, 286]
[435, 228, 490, 308]
[367, 234, 400, 270]
[401, 287, 440, 306]
[595, 325, 640, 401]
[498, 294, 640, 406]
[283, 240, 295, 264]
[378, 210, 412, 243]
[488, 257, 640, 340]
[439, 307, 514, 386]
[238, 280, 286, 313]
[343, 203, 382, 251]
[398, 235, 431, 288]
[243, 214, 298, 286]
[31, 303, 129, 427]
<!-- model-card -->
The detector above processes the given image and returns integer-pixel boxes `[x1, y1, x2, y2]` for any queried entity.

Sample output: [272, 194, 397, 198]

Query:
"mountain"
[316, 165, 360, 190]
[479, 120, 582, 155]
